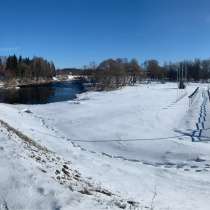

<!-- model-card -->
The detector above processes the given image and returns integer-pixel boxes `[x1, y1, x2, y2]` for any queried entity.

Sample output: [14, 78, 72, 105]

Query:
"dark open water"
[0, 80, 85, 104]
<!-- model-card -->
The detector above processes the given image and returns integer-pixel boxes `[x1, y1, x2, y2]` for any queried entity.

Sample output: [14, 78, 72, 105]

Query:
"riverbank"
[0, 78, 54, 89]
[1, 83, 210, 209]
[0, 75, 82, 89]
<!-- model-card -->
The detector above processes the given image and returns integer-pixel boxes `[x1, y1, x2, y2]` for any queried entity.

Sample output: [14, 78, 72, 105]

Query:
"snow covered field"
[0, 82, 210, 210]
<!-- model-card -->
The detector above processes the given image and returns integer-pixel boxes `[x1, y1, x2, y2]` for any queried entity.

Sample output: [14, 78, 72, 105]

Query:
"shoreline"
[0, 76, 83, 89]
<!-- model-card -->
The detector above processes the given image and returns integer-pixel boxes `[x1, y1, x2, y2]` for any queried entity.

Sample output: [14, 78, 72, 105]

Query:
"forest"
[0, 55, 56, 85]
[61, 58, 210, 90]
[1, 55, 210, 89]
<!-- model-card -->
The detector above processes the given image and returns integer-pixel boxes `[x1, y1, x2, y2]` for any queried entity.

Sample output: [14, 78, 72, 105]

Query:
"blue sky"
[0, 0, 210, 68]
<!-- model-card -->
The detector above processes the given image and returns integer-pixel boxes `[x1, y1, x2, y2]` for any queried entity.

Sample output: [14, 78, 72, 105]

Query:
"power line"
[32, 128, 210, 143]
[66, 134, 188, 142]
[32, 129, 188, 142]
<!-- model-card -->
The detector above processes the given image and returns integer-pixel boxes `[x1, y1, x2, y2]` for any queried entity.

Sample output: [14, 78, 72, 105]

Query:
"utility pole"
[185, 63, 187, 82]
[178, 63, 186, 89]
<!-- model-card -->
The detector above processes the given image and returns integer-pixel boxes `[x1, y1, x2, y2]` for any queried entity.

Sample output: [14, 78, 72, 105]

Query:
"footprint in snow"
[190, 165, 199, 169]
[195, 170, 203, 172]
[37, 187, 45, 195]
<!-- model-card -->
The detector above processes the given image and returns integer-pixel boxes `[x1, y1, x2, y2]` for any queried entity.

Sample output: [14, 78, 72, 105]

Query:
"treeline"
[143, 59, 210, 82]
[56, 58, 146, 90]
[78, 58, 210, 90]
[0, 55, 56, 84]
[82, 58, 145, 90]
[163, 59, 210, 82]
[2, 55, 210, 89]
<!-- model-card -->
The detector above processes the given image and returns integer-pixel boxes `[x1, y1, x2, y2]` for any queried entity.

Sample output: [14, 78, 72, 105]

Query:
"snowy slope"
[0, 121, 134, 210]
[0, 82, 210, 210]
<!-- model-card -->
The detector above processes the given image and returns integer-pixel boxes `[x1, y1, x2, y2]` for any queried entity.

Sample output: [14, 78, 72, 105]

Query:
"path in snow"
[197, 88, 210, 141]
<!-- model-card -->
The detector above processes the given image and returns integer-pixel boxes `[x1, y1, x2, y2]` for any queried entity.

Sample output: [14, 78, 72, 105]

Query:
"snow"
[53, 75, 77, 81]
[68, 75, 77, 80]
[0, 122, 127, 210]
[53, 76, 58, 81]
[0, 82, 210, 209]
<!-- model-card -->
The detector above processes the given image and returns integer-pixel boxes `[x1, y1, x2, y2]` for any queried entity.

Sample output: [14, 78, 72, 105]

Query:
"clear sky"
[1, 0, 210, 68]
